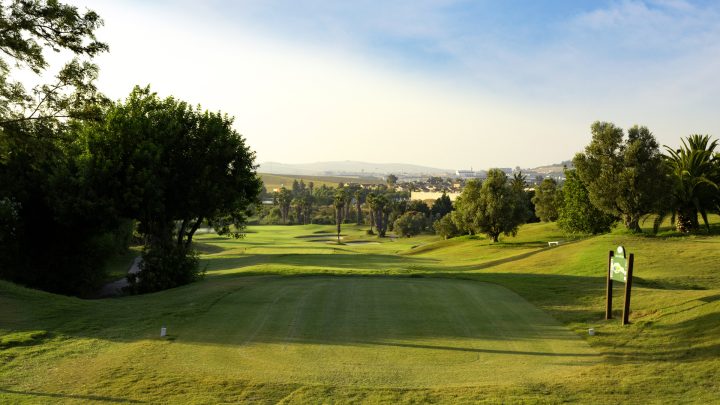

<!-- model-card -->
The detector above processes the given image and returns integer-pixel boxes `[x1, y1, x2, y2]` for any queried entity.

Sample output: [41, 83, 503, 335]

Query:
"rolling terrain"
[1, 221, 719, 403]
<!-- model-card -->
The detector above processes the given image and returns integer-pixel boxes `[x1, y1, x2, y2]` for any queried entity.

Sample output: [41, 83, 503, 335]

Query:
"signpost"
[605, 246, 635, 325]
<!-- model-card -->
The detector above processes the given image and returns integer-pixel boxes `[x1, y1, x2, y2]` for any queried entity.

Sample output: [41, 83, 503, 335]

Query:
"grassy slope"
[1, 221, 719, 403]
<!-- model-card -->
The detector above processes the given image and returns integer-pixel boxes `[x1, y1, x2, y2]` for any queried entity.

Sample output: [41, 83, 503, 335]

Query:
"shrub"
[433, 214, 462, 239]
[394, 211, 427, 237]
[127, 244, 201, 294]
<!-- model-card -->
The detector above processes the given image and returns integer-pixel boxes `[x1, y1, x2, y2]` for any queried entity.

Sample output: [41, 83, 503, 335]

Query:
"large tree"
[83, 86, 261, 292]
[0, 0, 111, 295]
[574, 122, 670, 232]
[453, 169, 528, 242]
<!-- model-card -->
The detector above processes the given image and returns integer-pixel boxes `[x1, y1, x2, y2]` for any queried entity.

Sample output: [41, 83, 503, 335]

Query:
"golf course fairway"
[152, 277, 597, 387]
[2, 222, 719, 403]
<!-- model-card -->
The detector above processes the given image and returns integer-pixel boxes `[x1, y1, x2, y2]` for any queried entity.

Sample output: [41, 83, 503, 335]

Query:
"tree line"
[533, 123, 719, 235]
[0, 1, 261, 296]
[428, 122, 719, 243]
[257, 179, 455, 239]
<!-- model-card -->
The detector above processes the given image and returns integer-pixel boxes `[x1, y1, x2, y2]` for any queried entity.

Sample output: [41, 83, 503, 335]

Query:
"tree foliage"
[0, 0, 112, 295]
[532, 178, 561, 222]
[406, 200, 430, 217]
[557, 170, 616, 234]
[433, 213, 461, 239]
[393, 211, 427, 237]
[82, 86, 261, 292]
[660, 135, 719, 233]
[369, 193, 390, 237]
[431, 193, 453, 219]
[453, 169, 528, 242]
[0, 0, 109, 125]
[573, 122, 670, 232]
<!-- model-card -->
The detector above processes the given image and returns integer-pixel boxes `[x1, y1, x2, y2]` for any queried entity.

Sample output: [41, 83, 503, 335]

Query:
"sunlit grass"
[1, 220, 719, 403]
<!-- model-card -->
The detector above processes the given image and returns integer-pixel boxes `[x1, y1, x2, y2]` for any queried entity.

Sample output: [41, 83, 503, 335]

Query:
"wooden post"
[606, 250, 614, 320]
[622, 253, 634, 325]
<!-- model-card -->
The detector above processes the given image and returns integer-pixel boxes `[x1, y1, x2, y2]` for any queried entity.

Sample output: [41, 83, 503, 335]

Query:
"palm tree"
[366, 193, 375, 233]
[370, 194, 389, 237]
[661, 135, 719, 233]
[333, 191, 345, 243]
[354, 189, 363, 225]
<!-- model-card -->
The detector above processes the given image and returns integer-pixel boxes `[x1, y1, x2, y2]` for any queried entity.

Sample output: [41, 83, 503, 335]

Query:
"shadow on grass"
[594, 311, 720, 363]
[192, 242, 226, 255]
[202, 253, 440, 273]
[201, 240, 589, 274]
[338, 339, 600, 358]
[0, 388, 144, 403]
[4, 269, 716, 365]
[633, 276, 708, 291]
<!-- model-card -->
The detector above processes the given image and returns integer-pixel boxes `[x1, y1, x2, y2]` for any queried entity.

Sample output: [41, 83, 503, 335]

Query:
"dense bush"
[394, 211, 428, 237]
[127, 244, 201, 294]
[433, 214, 462, 239]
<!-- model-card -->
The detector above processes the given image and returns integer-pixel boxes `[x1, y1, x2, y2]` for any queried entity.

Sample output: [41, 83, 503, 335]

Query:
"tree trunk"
[369, 208, 374, 232]
[356, 201, 362, 225]
[676, 207, 698, 233]
[177, 219, 189, 247]
[336, 208, 342, 243]
[185, 216, 204, 249]
[624, 214, 641, 233]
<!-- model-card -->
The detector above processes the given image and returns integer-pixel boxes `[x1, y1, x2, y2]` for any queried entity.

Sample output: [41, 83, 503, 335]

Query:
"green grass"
[1, 221, 719, 403]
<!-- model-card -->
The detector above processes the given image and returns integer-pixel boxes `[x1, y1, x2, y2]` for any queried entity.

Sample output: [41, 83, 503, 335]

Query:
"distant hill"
[258, 159, 573, 179]
[258, 161, 452, 176]
[259, 173, 385, 191]
[531, 160, 573, 176]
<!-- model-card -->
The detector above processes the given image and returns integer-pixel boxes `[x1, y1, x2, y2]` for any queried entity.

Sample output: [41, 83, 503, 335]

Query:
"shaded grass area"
[1, 221, 720, 403]
[101, 246, 141, 283]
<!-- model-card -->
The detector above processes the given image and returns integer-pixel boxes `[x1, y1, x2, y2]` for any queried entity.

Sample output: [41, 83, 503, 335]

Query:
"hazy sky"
[60, 0, 720, 169]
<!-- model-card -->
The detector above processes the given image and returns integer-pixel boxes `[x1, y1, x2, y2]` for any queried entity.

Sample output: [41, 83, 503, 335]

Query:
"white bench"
[547, 241, 560, 247]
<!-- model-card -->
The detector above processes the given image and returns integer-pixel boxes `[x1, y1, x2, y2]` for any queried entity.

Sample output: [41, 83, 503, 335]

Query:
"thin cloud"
[59, 0, 720, 168]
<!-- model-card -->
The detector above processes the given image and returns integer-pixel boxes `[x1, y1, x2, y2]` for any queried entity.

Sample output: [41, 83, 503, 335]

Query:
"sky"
[56, 0, 720, 169]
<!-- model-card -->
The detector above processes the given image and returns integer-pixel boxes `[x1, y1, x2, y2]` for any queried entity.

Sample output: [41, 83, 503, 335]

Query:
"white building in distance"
[455, 169, 483, 178]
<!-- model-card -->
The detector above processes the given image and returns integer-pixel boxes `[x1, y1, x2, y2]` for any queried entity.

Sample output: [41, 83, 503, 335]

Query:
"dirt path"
[96, 257, 142, 298]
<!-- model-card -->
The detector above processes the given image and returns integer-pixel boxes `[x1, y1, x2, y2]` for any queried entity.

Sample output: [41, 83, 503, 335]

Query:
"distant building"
[411, 191, 461, 202]
[455, 169, 480, 178]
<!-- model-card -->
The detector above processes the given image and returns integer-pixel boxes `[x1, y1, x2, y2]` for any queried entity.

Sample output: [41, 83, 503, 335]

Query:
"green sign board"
[610, 246, 628, 283]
